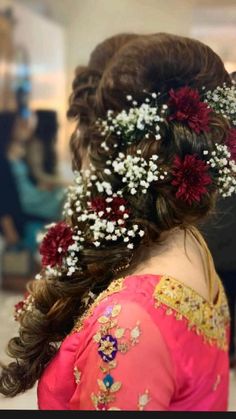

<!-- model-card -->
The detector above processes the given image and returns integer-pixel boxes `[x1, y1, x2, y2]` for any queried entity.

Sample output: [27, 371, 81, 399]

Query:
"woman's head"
[68, 33, 232, 227]
[1, 32, 235, 397]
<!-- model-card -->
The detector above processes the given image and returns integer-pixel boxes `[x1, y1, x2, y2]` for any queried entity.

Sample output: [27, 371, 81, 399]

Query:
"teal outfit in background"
[10, 159, 66, 251]
[10, 159, 65, 221]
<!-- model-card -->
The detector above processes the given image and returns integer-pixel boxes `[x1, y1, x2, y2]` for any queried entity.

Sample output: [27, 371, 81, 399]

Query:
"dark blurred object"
[0, 7, 16, 25]
[202, 196, 236, 367]
[0, 111, 25, 240]
[30, 109, 58, 180]
[231, 71, 236, 83]
[26, 109, 69, 189]
[203, 70, 236, 368]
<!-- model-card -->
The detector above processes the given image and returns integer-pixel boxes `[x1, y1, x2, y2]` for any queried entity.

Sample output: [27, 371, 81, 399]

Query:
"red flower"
[226, 128, 236, 161]
[14, 292, 30, 321]
[172, 154, 212, 204]
[89, 196, 130, 222]
[14, 300, 24, 313]
[40, 222, 74, 267]
[168, 87, 211, 134]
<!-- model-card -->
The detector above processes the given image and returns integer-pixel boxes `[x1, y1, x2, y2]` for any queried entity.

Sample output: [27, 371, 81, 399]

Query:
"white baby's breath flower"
[205, 83, 236, 126]
[112, 152, 167, 195]
[207, 143, 236, 197]
[97, 93, 164, 145]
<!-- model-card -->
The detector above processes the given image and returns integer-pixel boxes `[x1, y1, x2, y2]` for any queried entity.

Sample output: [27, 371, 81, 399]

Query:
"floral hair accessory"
[204, 83, 236, 126]
[168, 87, 211, 134]
[172, 154, 212, 204]
[226, 128, 236, 162]
[204, 144, 236, 198]
[98, 92, 167, 150]
[39, 221, 84, 277]
[111, 151, 167, 195]
[35, 84, 236, 279]
[78, 193, 144, 250]
[89, 196, 130, 222]
[14, 292, 34, 321]
[40, 222, 75, 268]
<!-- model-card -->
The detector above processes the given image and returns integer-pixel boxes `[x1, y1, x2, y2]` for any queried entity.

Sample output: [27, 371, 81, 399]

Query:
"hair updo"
[0, 32, 232, 397]
[69, 32, 230, 223]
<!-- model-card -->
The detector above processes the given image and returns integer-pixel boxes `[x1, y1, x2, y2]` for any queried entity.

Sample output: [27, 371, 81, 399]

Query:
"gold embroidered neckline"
[126, 272, 223, 308]
[153, 275, 230, 350]
[71, 273, 229, 350]
[159, 274, 223, 308]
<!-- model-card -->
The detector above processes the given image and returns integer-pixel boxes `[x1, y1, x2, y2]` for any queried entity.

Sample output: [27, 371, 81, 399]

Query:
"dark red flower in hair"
[40, 222, 74, 267]
[172, 154, 212, 204]
[168, 87, 211, 134]
[226, 128, 236, 161]
[90, 196, 130, 222]
[14, 292, 30, 321]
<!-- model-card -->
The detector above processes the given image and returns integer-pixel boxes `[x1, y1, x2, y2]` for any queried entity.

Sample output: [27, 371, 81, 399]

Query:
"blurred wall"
[66, 0, 194, 80]
[191, 4, 236, 74]
[64, 0, 194, 155]
[0, 0, 68, 162]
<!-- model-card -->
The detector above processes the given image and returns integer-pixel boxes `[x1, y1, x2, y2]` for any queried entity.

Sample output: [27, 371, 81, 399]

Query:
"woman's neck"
[124, 226, 218, 303]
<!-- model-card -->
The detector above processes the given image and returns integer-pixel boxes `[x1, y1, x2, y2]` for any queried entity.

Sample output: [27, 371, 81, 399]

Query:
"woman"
[0, 33, 235, 411]
[8, 114, 65, 225]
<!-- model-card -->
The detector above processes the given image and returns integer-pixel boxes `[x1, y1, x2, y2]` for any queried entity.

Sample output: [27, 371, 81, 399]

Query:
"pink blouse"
[37, 274, 230, 411]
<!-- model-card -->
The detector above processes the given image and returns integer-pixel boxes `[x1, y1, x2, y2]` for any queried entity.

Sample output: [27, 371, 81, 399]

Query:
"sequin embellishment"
[153, 276, 230, 350]
[91, 303, 141, 410]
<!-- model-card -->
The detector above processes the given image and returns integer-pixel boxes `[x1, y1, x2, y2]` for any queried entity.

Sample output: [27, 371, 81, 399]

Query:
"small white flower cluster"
[44, 265, 62, 278]
[204, 144, 236, 198]
[111, 151, 167, 195]
[77, 195, 145, 250]
[99, 93, 167, 150]
[205, 83, 236, 126]
[65, 231, 85, 276]
[63, 170, 88, 217]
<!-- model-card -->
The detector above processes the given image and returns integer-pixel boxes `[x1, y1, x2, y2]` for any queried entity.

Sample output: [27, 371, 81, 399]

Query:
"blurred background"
[0, 0, 235, 410]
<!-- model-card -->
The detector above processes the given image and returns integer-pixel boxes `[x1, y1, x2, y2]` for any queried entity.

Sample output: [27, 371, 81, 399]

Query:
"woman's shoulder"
[72, 274, 160, 335]
[71, 273, 230, 352]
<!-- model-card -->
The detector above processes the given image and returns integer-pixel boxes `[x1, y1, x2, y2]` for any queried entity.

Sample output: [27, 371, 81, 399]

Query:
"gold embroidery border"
[72, 277, 125, 334]
[153, 275, 230, 350]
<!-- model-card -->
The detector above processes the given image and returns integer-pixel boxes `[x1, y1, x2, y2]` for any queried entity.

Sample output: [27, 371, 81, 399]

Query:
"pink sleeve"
[69, 300, 175, 411]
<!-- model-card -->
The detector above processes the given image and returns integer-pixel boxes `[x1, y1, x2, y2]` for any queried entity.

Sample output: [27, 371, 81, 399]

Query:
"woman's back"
[38, 264, 229, 410]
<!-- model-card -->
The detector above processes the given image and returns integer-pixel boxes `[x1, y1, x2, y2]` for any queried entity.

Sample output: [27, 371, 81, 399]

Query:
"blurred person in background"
[26, 109, 69, 190]
[9, 114, 65, 229]
[0, 110, 64, 252]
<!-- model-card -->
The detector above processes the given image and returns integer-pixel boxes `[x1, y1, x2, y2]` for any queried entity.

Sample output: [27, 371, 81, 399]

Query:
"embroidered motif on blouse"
[153, 276, 230, 350]
[213, 374, 221, 392]
[72, 277, 125, 334]
[91, 303, 141, 411]
[73, 366, 81, 385]
[138, 390, 151, 411]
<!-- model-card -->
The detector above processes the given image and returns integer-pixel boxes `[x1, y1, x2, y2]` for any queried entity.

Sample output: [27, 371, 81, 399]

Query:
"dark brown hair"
[0, 33, 231, 397]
